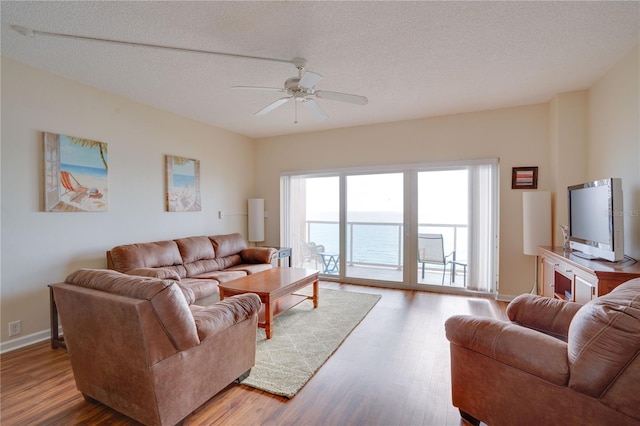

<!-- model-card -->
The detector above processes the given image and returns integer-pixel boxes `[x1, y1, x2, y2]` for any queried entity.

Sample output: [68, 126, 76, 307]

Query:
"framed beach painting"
[165, 155, 201, 212]
[43, 132, 108, 212]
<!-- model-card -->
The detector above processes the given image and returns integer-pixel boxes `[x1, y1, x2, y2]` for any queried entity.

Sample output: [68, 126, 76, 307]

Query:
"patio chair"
[301, 241, 325, 268]
[418, 233, 455, 284]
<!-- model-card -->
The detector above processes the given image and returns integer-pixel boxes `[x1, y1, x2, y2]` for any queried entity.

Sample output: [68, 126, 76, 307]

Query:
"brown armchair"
[445, 278, 640, 426]
[51, 269, 261, 426]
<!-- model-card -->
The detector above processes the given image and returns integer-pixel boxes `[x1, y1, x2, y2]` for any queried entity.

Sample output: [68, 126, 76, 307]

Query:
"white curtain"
[281, 175, 308, 266]
[468, 161, 499, 292]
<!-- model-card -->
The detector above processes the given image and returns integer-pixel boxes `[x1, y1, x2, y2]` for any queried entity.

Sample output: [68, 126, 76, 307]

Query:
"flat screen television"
[568, 178, 624, 262]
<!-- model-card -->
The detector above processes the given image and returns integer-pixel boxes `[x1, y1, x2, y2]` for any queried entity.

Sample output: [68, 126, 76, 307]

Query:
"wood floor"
[1, 282, 507, 426]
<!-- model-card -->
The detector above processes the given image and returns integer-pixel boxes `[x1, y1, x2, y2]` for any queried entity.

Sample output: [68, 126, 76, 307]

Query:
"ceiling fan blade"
[255, 97, 291, 116]
[298, 71, 323, 89]
[302, 99, 328, 121]
[315, 90, 368, 105]
[232, 86, 285, 92]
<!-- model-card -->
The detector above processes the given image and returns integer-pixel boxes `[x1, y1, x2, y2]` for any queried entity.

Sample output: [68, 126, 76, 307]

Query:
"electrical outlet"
[218, 210, 224, 219]
[9, 320, 21, 337]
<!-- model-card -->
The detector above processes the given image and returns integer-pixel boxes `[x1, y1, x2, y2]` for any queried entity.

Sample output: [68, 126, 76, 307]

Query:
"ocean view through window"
[281, 159, 498, 294]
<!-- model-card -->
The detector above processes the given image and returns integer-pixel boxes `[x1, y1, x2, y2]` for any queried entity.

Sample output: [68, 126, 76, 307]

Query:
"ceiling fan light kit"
[11, 26, 368, 124]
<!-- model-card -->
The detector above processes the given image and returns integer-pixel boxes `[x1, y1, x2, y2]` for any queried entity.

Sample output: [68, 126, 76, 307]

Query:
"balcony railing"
[305, 220, 468, 270]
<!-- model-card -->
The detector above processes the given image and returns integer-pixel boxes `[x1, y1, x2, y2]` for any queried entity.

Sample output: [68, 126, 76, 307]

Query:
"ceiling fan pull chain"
[294, 100, 298, 124]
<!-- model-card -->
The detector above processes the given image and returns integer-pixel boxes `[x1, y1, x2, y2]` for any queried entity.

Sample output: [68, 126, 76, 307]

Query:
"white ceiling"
[1, 1, 639, 139]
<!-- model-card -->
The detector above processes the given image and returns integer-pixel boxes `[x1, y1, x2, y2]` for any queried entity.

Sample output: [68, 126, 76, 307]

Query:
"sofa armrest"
[240, 247, 277, 264]
[506, 294, 582, 341]
[191, 293, 261, 341]
[445, 315, 569, 386]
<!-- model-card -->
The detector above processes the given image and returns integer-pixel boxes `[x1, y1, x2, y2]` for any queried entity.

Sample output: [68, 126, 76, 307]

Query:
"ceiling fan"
[232, 58, 368, 122]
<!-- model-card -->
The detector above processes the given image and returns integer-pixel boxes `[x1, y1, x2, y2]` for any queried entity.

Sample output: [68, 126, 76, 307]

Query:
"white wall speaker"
[248, 198, 265, 242]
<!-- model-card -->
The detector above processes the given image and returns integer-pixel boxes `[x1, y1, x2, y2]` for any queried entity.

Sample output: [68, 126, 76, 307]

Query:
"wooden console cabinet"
[539, 247, 640, 303]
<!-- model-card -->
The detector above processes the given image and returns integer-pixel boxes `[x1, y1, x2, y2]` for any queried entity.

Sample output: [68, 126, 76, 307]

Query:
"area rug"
[240, 287, 381, 398]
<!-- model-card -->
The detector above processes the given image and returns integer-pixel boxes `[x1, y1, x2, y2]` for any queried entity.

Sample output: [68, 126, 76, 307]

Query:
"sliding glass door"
[281, 159, 498, 294]
[346, 173, 404, 282]
[284, 175, 339, 273]
[417, 169, 469, 287]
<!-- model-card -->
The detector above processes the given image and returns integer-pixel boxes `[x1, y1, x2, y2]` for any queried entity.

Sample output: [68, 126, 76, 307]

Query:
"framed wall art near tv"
[511, 166, 538, 190]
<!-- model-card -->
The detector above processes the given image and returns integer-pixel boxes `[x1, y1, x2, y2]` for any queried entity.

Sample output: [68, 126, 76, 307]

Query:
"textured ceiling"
[1, 1, 639, 138]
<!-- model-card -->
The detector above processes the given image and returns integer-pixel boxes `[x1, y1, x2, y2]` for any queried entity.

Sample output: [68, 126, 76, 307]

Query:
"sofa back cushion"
[175, 236, 222, 277]
[108, 240, 187, 278]
[65, 269, 199, 350]
[210, 233, 248, 258]
[568, 278, 640, 407]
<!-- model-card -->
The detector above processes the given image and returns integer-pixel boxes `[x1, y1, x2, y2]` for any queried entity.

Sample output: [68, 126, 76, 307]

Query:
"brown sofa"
[51, 268, 261, 426]
[445, 277, 640, 426]
[107, 233, 276, 304]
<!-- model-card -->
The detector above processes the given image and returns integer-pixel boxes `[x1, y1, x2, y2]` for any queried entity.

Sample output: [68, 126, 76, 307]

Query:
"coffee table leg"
[265, 299, 273, 339]
[312, 279, 319, 308]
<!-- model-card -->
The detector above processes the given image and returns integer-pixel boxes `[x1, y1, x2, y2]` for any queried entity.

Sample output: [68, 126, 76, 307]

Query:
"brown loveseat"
[107, 233, 276, 305]
[51, 268, 261, 426]
[445, 277, 640, 426]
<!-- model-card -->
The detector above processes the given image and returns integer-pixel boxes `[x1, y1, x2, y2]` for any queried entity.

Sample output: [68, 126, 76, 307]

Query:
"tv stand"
[571, 250, 630, 263]
[539, 246, 640, 303]
[572, 251, 601, 261]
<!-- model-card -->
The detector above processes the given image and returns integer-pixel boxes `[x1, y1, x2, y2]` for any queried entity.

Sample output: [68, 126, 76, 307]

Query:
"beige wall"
[549, 91, 589, 245]
[588, 45, 640, 258]
[1, 42, 637, 350]
[1, 58, 256, 349]
[255, 104, 551, 299]
[254, 43, 640, 300]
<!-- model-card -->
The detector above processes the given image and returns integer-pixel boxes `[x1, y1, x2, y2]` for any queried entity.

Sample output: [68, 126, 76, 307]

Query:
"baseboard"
[0, 328, 54, 354]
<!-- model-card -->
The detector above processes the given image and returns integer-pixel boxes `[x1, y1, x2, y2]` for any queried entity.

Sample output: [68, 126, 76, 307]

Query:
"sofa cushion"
[109, 240, 187, 278]
[190, 293, 261, 341]
[124, 267, 195, 303]
[180, 277, 219, 301]
[175, 236, 215, 262]
[568, 278, 640, 398]
[191, 270, 247, 283]
[211, 233, 248, 258]
[65, 269, 200, 351]
[212, 254, 241, 270]
[227, 263, 273, 275]
[175, 236, 223, 277]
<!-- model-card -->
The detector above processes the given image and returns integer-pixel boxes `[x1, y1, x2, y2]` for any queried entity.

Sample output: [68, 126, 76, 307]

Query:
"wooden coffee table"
[218, 268, 319, 339]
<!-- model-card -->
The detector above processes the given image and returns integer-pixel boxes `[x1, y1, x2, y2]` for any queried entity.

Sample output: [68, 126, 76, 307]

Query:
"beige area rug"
[240, 287, 381, 398]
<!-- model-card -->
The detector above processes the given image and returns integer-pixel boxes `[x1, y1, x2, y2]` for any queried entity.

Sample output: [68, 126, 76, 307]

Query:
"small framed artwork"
[165, 155, 201, 212]
[512, 167, 538, 189]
